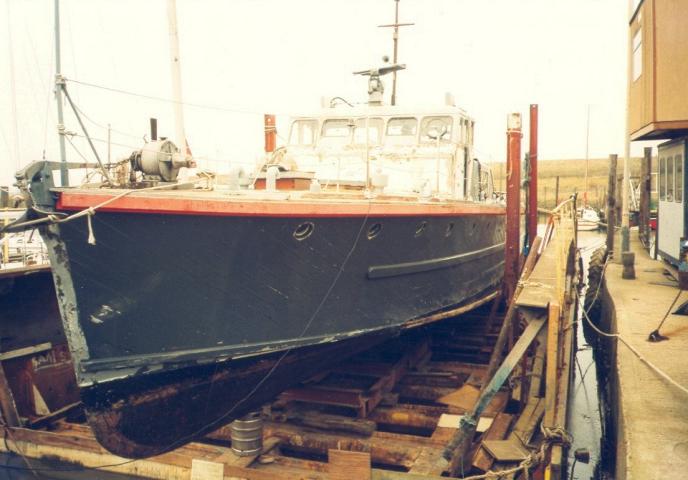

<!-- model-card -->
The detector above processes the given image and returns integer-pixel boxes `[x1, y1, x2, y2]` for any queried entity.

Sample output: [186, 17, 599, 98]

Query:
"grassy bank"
[490, 157, 651, 210]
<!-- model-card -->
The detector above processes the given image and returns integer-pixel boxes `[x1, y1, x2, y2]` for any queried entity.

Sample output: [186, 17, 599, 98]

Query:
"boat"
[577, 205, 601, 231]
[4, 0, 508, 455]
[6, 66, 507, 458]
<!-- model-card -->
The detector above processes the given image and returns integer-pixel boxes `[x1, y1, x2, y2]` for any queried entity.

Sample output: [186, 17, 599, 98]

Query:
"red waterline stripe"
[56, 192, 507, 218]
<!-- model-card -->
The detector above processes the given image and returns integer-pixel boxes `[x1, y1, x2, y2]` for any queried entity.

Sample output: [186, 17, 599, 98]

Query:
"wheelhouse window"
[289, 119, 317, 146]
[353, 118, 384, 145]
[659, 156, 666, 200]
[386, 117, 418, 136]
[420, 116, 453, 142]
[676, 154, 683, 203]
[322, 119, 353, 138]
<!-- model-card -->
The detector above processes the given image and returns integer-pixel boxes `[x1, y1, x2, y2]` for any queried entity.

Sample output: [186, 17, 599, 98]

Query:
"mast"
[584, 104, 590, 206]
[166, 0, 187, 153]
[54, 0, 68, 186]
[6, 0, 20, 175]
[378, 0, 413, 106]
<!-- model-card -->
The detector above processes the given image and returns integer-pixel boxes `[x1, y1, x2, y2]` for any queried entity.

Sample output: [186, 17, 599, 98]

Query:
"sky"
[0, 0, 641, 187]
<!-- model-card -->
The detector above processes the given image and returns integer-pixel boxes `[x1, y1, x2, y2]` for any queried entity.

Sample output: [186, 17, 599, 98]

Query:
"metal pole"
[391, 0, 399, 106]
[62, 86, 112, 184]
[166, 0, 187, 153]
[527, 104, 538, 251]
[54, 0, 68, 186]
[365, 115, 371, 193]
[504, 113, 522, 303]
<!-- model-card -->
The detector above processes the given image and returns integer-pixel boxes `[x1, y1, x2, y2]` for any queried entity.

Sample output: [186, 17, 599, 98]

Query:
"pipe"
[264, 114, 276, 153]
[150, 118, 158, 141]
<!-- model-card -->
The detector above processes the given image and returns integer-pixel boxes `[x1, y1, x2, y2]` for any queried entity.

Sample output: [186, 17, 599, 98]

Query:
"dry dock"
[598, 234, 688, 479]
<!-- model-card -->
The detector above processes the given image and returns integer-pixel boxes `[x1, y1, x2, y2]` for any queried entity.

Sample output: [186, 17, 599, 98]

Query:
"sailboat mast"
[166, 0, 187, 153]
[6, 1, 20, 175]
[54, 0, 68, 186]
[584, 104, 590, 206]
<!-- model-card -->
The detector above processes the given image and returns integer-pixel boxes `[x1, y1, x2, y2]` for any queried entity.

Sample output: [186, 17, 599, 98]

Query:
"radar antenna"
[353, 63, 406, 105]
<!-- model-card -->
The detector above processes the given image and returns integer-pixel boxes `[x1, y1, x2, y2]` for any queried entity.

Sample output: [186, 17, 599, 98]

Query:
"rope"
[4, 180, 201, 237]
[0, 417, 39, 478]
[457, 425, 572, 480]
[579, 261, 688, 397]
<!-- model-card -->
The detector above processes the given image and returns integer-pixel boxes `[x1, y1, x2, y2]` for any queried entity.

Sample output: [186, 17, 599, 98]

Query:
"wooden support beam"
[439, 311, 547, 477]
[0, 343, 52, 361]
[471, 412, 513, 472]
[272, 409, 376, 436]
[261, 421, 432, 468]
[544, 302, 561, 429]
[0, 362, 20, 427]
[606, 154, 618, 255]
[547, 297, 577, 480]
[329, 449, 371, 480]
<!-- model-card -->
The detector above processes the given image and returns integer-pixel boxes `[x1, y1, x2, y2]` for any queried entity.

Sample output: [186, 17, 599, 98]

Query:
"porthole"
[293, 222, 315, 241]
[415, 221, 428, 237]
[445, 222, 455, 237]
[367, 223, 382, 240]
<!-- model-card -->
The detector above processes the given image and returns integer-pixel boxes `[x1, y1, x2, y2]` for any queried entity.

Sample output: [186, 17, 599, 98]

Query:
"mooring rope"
[456, 424, 572, 480]
[580, 258, 688, 397]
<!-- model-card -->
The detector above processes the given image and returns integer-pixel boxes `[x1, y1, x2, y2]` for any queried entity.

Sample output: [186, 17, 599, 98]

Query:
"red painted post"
[504, 113, 522, 303]
[528, 104, 538, 251]
[264, 114, 276, 153]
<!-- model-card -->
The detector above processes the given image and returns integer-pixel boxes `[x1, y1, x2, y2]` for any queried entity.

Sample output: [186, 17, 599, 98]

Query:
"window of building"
[676, 154, 683, 203]
[667, 155, 675, 201]
[353, 118, 384, 145]
[632, 29, 642, 81]
[288, 120, 317, 146]
[659, 156, 666, 200]
[386, 117, 418, 136]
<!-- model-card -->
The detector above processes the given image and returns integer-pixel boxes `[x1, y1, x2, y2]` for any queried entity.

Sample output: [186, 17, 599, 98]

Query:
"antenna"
[378, 0, 414, 105]
[353, 64, 406, 105]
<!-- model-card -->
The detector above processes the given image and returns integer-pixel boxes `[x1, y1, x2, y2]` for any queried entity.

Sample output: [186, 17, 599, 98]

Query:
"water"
[568, 230, 607, 479]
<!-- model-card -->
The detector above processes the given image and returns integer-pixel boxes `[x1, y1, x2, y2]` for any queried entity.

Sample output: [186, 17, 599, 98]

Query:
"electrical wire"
[66, 77, 290, 116]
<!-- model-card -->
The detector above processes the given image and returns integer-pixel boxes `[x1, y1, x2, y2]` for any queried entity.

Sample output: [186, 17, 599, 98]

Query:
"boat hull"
[42, 207, 505, 457]
[83, 328, 395, 458]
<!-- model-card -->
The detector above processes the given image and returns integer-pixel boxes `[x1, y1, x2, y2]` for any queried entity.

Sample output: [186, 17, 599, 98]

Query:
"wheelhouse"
[279, 105, 489, 201]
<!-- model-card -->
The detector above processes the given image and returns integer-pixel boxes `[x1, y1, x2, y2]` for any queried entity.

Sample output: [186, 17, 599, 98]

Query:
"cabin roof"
[291, 104, 472, 121]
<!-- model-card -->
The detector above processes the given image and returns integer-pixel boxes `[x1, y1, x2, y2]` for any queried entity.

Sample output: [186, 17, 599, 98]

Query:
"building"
[628, 0, 688, 262]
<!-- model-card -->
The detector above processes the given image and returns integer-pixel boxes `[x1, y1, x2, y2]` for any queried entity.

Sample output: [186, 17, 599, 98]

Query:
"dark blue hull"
[42, 209, 505, 457]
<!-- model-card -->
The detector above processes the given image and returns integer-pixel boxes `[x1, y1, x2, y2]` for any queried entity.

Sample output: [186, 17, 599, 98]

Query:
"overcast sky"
[0, 0, 639, 186]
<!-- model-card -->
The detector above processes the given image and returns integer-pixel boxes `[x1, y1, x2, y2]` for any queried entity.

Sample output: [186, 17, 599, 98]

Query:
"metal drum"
[230, 412, 263, 457]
